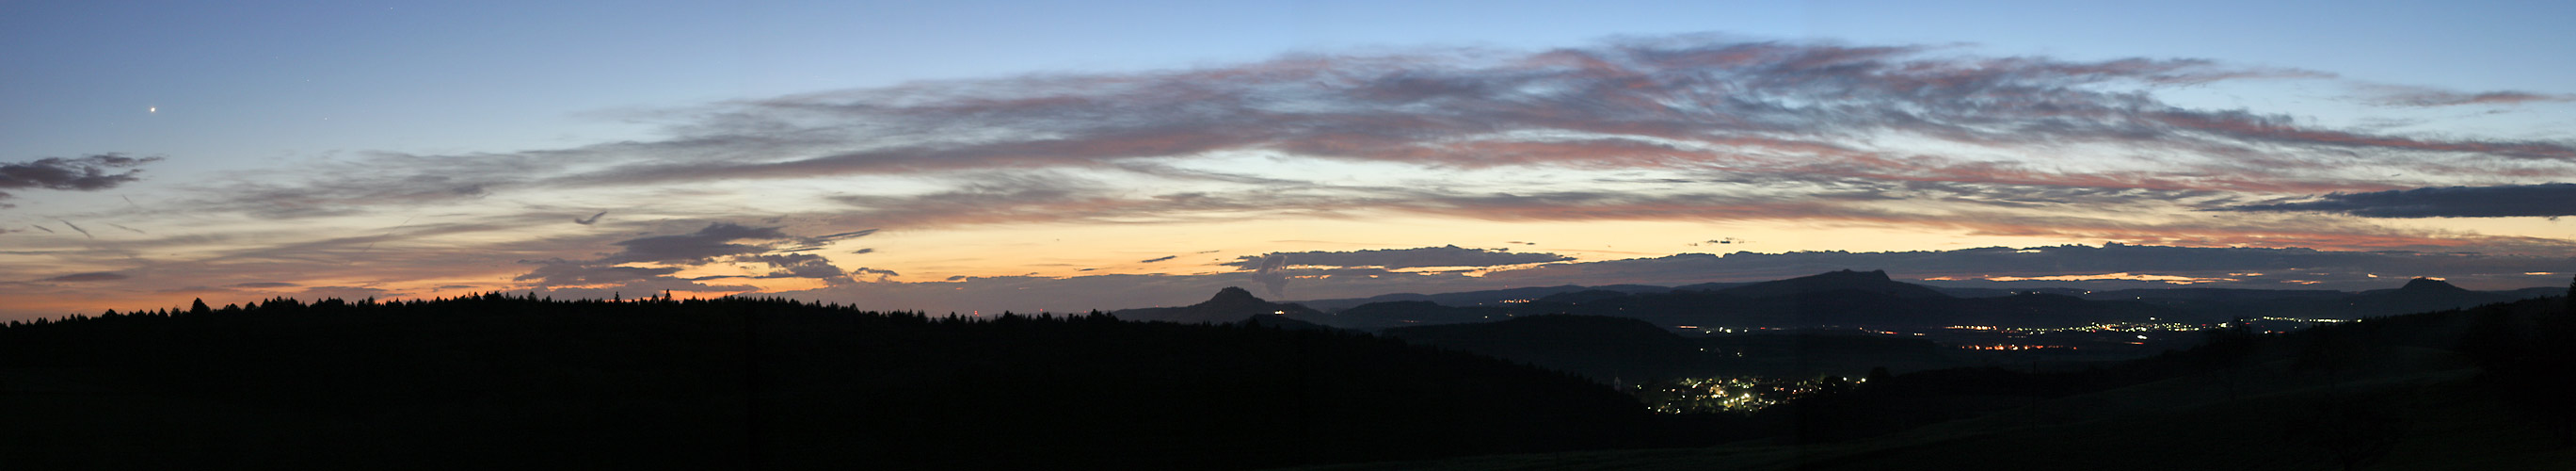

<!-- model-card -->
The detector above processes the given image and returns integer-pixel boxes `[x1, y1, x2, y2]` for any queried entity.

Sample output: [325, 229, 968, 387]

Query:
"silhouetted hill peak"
[1113, 286, 1323, 324]
[2397, 277, 2470, 294]
[1206, 285, 1264, 306]
[1713, 268, 1951, 300]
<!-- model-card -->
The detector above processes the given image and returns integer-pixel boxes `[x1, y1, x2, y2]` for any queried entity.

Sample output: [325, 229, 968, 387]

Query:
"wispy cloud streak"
[2219, 183, 2576, 218]
[192, 36, 2576, 221]
[2354, 84, 2576, 107]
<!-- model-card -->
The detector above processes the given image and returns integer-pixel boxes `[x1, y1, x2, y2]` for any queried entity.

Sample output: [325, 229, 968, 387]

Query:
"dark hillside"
[0, 294, 1697, 470]
[1384, 315, 1697, 381]
[1295, 295, 2576, 470]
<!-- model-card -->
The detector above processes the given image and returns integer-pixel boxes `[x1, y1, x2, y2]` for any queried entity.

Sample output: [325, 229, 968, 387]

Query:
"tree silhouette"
[0, 294, 1697, 470]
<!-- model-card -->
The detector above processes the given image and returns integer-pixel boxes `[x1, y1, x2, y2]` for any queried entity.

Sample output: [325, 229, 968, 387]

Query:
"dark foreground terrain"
[0, 295, 1701, 470]
[7, 292, 2574, 470]
[1298, 295, 2576, 470]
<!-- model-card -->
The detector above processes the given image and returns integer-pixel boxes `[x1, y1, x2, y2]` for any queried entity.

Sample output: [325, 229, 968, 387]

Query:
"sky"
[6, 0, 2576, 320]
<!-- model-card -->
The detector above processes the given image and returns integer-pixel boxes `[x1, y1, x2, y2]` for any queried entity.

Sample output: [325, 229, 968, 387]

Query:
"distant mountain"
[1704, 268, 1950, 300]
[1295, 270, 2177, 331]
[2331, 277, 2521, 317]
[1532, 289, 1637, 304]
[1113, 286, 1324, 324]
[2387, 277, 2472, 294]
[2075, 287, 2348, 302]
[1293, 271, 2562, 333]
[1669, 281, 1755, 291]
[1291, 284, 1672, 313]
[2068, 277, 2542, 320]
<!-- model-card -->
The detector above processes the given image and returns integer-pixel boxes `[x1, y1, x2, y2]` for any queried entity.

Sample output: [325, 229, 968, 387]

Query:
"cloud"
[62, 34, 2560, 313]
[809, 229, 879, 240]
[602, 222, 793, 265]
[2217, 183, 2576, 218]
[1139, 255, 1177, 263]
[56, 220, 92, 238]
[515, 258, 695, 286]
[846, 267, 900, 283]
[229, 282, 302, 288]
[1225, 245, 1576, 270]
[510, 221, 871, 295]
[2354, 84, 2576, 107]
[1492, 242, 2576, 288]
[739, 253, 856, 284]
[573, 211, 606, 225]
[0, 154, 161, 204]
[1214, 246, 1576, 299]
[292, 285, 402, 300]
[1252, 253, 1290, 298]
[39, 272, 129, 283]
[178, 36, 2576, 226]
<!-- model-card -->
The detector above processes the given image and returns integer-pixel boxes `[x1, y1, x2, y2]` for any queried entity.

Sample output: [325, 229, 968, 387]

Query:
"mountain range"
[1124, 269, 2563, 333]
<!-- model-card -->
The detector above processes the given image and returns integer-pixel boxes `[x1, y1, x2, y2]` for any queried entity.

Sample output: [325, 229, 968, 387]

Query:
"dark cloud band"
[2217, 183, 2576, 218]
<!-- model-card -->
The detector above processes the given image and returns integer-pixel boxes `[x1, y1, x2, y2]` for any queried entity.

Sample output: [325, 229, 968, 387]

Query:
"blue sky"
[15, 0, 2569, 162]
[5, 0, 2573, 318]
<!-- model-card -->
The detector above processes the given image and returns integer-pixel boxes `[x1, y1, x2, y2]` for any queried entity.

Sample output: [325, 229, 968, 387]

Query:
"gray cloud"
[0, 154, 161, 204]
[1225, 245, 1576, 270]
[39, 272, 128, 283]
[846, 267, 900, 283]
[512, 222, 871, 294]
[740, 253, 855, 284]
[202, 162, 507, 219]
[180, 36, 2576, 228]
[1139, 255, 1177, 263]
[1219, 246, 1576, 299]
[57, 219, 95, 239]
[292, 285, 402, 300]
[603, 222, 792, 265]
[2355, 84, 2576, 107]
[2218, 183, 2576, 218]
[516, 258, 694, 286]
[1253, 253, 1290, 298]
[230, 282, 302, 288]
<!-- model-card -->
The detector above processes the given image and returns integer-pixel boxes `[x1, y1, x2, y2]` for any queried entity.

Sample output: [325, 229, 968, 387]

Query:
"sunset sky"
[7, 1, 2575, 320]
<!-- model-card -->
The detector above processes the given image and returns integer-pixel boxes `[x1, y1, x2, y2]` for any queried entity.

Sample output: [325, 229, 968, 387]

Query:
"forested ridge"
[0, 294, 1700, 470]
